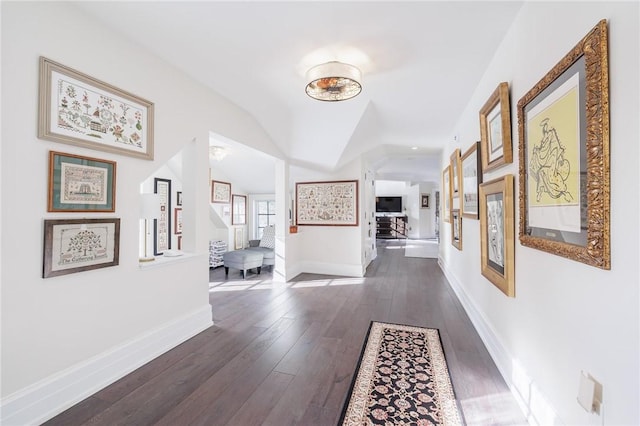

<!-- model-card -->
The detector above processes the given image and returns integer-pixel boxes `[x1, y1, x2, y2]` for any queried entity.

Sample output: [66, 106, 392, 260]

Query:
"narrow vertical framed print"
[153, 178, 171, 255]
[442, 166, 451, 223]
[518, 20, 609, 269]
[461, 141, 482, 219]
[450, 148, 461, 199]
[480, 175, 515, 297]
[451, 209, 462, 250]
[232, 194, 247, 225]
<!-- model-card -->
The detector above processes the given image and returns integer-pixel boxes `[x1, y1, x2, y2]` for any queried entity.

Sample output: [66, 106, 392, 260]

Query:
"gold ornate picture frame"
[460, 141, 482, 219]
[450, 148, 462, 200]
[480, 82, 512, 172]
[480, 175, 515, 297]
[517, 19, 610, 270]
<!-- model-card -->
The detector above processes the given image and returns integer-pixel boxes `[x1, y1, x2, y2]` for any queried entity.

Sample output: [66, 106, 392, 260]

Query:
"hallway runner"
[339, 321, 463, 425]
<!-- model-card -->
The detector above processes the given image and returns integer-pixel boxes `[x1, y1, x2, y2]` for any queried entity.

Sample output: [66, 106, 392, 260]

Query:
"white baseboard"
[1, 304, 213, 426]
[438, 257, 552, 425]
[292, 260, 364, 278]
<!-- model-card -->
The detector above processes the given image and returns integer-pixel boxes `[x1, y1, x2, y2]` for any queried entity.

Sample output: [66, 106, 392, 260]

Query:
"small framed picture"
[461, 141, 482, 219]
[442, 166, 451, 223]
[211, 180, 231, 203]
[48, 151, 116, 212]
[451, 209, 462, 250]
[479, 175, 515, 297]
[480, 82, 512, 172]
[234, 227, 243, 250]
[43, 218, 120, 278]
[174, 208, 182, 234]
[176, 191, 183, 206]
[420, 194, 430, 209]
[232, 194, 247, 225]
[450, 148, 461, 199]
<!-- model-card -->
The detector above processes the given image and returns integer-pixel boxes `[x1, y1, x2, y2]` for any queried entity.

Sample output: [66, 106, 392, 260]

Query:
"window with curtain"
[255, 200, 276, 239]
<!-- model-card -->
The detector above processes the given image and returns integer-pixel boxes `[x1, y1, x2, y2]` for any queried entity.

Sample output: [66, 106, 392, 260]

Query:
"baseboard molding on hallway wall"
[294, 260, 364, 278]
[1, 304, 214, 426]
[437, 257, 555, 426]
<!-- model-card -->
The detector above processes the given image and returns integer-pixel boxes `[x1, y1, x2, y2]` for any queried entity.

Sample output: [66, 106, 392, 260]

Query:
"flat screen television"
[376, 196, 402, 213]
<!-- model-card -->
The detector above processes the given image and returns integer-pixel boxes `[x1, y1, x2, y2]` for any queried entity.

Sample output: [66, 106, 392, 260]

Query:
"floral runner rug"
[339, 321, 463, 425]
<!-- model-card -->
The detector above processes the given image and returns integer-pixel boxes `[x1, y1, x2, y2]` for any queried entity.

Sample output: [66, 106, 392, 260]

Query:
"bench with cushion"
[223, 250, 263, 279]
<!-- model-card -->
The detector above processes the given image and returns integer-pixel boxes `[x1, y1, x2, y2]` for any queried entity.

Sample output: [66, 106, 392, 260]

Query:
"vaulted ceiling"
[75, 1, 523, 191]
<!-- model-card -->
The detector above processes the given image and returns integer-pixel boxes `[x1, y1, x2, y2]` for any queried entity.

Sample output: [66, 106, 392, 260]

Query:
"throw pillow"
[259, 225, 275, 249]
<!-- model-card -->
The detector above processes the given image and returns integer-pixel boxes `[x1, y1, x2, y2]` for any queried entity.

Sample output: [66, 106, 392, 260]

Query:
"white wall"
[287, 159, 365, 278]
[0, 2, 282, 424]
[440, 3, 639, 425]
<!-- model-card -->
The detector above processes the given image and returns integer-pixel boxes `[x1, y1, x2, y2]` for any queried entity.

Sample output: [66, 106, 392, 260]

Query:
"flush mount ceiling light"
[209, 145, 228, 161]
[305, 61, 362, 102]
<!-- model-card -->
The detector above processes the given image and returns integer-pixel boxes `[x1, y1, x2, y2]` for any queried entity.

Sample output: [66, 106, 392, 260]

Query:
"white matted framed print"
[154, 178, 171, 255]
[480, 82, 512, 172]
[211, 180, 231, 203]
[38, 57, 154, 160]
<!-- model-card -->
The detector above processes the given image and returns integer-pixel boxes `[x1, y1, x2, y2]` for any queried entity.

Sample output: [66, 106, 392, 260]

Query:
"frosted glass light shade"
[305, 61, 362, 102]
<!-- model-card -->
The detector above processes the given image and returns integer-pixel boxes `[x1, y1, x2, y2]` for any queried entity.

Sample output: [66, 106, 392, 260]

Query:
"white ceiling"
[75, 1, 524, 192]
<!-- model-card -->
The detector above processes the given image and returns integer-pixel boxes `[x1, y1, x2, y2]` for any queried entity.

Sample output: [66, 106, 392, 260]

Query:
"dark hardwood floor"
[44, 239, 526, 425]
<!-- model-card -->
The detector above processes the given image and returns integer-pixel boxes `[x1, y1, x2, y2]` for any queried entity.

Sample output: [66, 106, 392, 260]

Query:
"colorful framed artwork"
[480, 82, 512, 172]
[480, 175, 515, 297]
[450, 148, 461, 199]
[232, 194, 247, 225]
[451, 209, 462, 250]
[211, 180, 231, 203]
[461, 141, 482, 219]
[176, 191, 183, 206]
[442, 166, 451, 223]
[234, 227, 243, 250]
[421, 194, 430, 209]
[38, 57, 154, 160]
[174, 208, 183, 234]
[48, 151, 116, 212]
[518, 20, 609, 270]
[43, 218, 120, 278]
[296, 180, 359, 226]
[154, 178, 171, 255]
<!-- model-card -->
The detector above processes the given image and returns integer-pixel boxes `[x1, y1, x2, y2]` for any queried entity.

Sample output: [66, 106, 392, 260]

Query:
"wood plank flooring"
[44, 239, 527, 425]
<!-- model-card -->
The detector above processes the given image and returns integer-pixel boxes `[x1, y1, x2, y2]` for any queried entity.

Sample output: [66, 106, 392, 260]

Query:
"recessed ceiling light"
[411, 146, 418, 150]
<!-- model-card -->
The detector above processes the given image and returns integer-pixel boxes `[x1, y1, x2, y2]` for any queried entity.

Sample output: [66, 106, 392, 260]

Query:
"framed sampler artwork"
[43, 218, 120, 278]
[517, 19, 610, 270]
[38, 57, 154, 160]
[480, 82, 512, 172]
[480, 175, 515, 297]
[48, 151, 116, 212]
[296, 180, 358, 226]
[461, 141, 482, 219]
[234, 227, 243, 250]
[211, 180, 231, 203]
[153, 178, 171, 255]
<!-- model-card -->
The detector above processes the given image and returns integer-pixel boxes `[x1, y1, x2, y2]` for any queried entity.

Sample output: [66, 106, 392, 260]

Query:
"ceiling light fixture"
[305, 61, 362, 102]
[209, 146, 228, 161]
